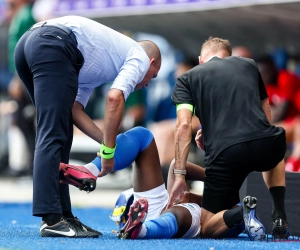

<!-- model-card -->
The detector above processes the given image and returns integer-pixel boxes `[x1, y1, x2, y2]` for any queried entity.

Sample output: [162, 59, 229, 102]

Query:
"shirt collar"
[207, 55, 220, 62]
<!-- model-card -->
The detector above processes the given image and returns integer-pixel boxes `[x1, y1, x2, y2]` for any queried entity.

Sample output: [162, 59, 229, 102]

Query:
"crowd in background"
[1, 0, 300, 182]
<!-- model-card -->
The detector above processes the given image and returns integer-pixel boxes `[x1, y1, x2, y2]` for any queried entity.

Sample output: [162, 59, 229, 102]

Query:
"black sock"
[223, 206, 243, 228]
[42, 213, 62, 226]
[269, 186, 287, 221]
[63, 211, 74, 219]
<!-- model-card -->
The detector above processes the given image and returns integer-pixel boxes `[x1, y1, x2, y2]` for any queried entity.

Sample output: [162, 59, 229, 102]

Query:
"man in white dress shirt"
[14, 15, 161, 238]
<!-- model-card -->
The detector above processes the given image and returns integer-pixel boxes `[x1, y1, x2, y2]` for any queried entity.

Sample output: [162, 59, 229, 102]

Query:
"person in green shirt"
[7, 0, 36, 176]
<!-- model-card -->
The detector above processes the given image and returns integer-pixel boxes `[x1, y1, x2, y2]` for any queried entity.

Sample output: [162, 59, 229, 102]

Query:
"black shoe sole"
[243, 196, 266, 241]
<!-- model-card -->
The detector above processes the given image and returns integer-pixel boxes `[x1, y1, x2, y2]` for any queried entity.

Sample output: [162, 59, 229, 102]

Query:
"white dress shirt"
[52, 15, 150, 107]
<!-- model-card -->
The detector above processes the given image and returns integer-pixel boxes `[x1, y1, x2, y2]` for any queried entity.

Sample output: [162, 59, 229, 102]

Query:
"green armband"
[100, 141, 117, 159]
[176, 104, 195, 114]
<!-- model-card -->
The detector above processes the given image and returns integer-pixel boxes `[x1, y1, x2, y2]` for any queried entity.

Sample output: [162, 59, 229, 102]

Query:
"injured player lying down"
[59, 126, 263, 240]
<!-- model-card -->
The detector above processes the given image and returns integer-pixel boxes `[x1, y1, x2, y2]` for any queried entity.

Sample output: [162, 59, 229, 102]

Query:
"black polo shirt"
[172, 56, 284, 165]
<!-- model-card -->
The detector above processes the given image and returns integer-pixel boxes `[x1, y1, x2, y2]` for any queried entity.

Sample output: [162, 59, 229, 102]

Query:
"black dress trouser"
[14, 25, 83, 216]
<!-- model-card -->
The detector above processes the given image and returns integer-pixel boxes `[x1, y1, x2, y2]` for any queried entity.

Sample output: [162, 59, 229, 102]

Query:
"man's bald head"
[138, 40, 161, 68]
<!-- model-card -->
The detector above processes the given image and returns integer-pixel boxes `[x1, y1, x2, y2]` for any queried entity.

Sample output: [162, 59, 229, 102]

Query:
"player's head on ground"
[199, 36, 232, 64]
[135, 40, 161, 90]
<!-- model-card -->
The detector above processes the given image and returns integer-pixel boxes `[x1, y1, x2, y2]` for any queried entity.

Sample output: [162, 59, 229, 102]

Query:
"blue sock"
[91, 126, 153, 172]
[143, 212, 178, 239]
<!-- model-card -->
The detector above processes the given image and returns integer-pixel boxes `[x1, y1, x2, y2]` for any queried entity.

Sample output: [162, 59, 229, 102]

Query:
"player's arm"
[72, 101, 103, 143]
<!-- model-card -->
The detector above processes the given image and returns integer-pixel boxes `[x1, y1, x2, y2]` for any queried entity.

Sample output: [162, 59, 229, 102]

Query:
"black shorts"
[202, 131, 286, 214]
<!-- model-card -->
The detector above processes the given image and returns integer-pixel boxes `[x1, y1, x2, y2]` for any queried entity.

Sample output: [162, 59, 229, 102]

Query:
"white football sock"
[136, 224, 147, 239]
[84, 163, 99, 177]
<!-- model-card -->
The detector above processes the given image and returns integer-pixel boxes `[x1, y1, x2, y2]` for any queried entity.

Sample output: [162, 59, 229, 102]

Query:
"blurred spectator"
[4, 0, 36, 176]
[120, 89, 146, 131]
[31, 0, 57, 21]
[133, 32, 177, 127]
[256, 55, 300, 172]
[75, 84, 146, 134]
[271, 48, 288, 71]
[232, 46, 253, 59]
[256, 55, 300, 123]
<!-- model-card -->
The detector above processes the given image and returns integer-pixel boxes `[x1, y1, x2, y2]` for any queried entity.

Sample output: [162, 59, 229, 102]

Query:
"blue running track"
[0, 203, 299, 250]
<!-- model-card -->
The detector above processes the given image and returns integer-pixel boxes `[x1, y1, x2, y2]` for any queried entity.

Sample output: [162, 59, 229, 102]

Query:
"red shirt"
[265, 70, 300, 121]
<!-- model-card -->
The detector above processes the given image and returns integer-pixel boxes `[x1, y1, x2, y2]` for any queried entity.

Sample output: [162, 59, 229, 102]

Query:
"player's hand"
[166, 176, 187, 209]
[98, 156, 114, 177]
[195, 129, 204, 150]
[173, 191, 190, 205]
